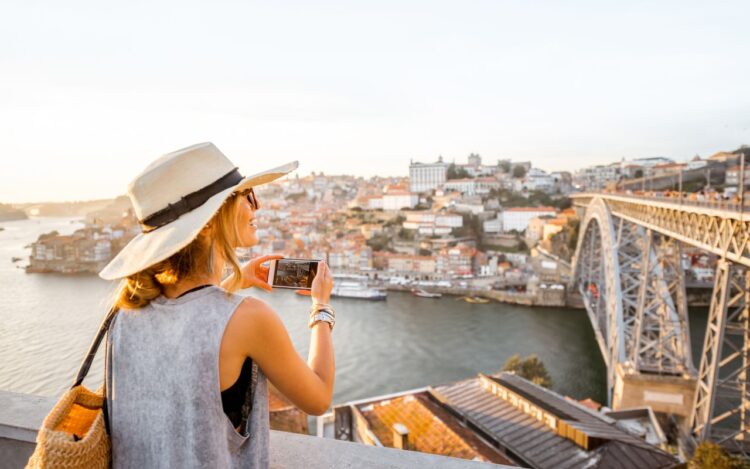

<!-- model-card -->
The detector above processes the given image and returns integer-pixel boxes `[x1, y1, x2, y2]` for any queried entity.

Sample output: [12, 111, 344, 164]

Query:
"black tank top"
[175, 285, 253, 427]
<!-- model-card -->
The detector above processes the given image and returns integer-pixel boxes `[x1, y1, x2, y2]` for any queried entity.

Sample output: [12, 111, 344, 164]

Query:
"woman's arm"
[224, 263, 335, 415]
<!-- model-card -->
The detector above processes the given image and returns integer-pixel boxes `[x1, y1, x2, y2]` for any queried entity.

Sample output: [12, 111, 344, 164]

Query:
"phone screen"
[272, 259, 319, 289]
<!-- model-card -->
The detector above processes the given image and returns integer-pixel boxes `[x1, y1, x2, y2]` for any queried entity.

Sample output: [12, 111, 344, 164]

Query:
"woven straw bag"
[26, 308, 118, 469]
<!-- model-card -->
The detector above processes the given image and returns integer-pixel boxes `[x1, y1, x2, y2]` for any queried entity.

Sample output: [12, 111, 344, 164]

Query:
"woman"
[99, 143, 335, 468]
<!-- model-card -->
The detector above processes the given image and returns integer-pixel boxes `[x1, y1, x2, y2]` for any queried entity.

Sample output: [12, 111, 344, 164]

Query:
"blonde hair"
[112, 193, 245, 310]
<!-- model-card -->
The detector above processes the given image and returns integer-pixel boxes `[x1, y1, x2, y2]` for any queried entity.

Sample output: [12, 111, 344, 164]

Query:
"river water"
[5, 216, 690, 407]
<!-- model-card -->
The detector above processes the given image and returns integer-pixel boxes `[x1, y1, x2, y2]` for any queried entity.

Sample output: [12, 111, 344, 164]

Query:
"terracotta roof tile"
[358, 393, 509, 464]
[505, 206, 556, 212]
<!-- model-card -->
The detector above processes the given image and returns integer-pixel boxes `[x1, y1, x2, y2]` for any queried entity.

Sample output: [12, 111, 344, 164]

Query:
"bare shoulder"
[225, 297, 286, 354]
[232, 296, 282, 329]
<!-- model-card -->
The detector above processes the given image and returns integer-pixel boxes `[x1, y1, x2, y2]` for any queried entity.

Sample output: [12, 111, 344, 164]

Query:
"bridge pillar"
[689, 260, 750, 456]
[613, 363, 697, 418]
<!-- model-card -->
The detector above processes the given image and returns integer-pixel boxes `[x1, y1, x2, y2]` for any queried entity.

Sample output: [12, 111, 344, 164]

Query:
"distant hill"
[0, 203, 28, 222]
[13, 198, 119, 217]
[85, 195, 135, 226]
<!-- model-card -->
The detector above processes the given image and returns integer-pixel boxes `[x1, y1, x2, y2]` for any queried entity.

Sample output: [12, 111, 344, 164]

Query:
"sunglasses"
[239, 188, 260, 210]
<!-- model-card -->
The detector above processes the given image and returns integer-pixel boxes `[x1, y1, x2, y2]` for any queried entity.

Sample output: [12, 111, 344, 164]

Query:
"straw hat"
[98, 142, 298, 280]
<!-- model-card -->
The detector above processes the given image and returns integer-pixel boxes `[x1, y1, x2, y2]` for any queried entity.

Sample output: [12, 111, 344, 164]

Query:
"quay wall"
[385, 284, 568, 308]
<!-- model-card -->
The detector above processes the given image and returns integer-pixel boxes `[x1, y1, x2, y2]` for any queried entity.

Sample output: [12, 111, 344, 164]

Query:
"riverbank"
[385, 283, 569, 307]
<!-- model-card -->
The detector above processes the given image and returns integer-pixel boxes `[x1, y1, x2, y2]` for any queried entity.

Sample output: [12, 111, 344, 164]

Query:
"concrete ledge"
[0, 390, 506, 468]
[0, 391, 56, 443]
[270, 431, 502, 468]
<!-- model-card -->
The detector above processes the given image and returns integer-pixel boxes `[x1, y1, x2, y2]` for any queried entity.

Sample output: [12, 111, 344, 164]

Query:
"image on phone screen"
[273, 259, 319, 289]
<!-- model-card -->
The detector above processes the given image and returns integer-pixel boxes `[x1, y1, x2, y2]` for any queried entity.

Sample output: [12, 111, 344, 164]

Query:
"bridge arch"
[572, 197, 694, 407]
[572, 197, 626, 395]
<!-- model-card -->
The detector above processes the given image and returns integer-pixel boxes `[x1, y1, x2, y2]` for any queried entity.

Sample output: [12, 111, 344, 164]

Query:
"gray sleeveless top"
[106, 285, 270, 468]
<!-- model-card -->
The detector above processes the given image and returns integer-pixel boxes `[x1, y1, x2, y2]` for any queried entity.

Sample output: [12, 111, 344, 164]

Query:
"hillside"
[0, 203, 28, 222]
[13, 198, 116, 217]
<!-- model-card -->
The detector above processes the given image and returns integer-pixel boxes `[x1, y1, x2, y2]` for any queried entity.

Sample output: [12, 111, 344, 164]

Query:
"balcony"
[0, 390, 509, 468]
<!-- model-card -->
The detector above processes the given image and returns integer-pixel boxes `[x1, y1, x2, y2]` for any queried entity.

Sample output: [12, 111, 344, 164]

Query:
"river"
[6, 216, 694, 408]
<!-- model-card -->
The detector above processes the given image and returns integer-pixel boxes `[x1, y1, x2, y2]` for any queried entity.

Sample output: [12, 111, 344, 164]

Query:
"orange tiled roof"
[576, 397, 602, 411]
[359, 393, 507, 463]
[384, 191, 414, 196]
[505, 206, 556, 212]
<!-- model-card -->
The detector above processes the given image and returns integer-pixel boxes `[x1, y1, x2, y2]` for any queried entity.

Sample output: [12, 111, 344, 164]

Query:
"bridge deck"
[571, 192, 750, 220]
[571, 192, 750, 268]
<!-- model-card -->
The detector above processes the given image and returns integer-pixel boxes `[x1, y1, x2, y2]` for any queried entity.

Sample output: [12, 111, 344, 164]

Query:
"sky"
[1, 0, 749, 203]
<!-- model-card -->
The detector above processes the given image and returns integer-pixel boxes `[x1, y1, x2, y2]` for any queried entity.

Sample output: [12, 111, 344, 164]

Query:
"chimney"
[392, 423, 409, 450]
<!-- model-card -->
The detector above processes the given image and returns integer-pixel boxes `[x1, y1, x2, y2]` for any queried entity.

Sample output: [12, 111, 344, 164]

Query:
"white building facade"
[382, 192, 419, 210]
[501, 207, 557, 232]
[443, 177, 501, 196]
[403, 211, 463, 235]
[409, 158, 449, 193]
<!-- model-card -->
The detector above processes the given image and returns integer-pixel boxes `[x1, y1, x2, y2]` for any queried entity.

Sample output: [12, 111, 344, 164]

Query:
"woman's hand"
[311, 261, 334, 305]
[240, 254, 283, 292]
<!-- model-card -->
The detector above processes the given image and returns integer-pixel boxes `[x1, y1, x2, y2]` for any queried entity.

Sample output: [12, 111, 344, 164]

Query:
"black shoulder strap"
[72, 306, 119, 388]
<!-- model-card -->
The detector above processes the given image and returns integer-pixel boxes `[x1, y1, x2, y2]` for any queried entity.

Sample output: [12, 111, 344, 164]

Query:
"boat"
[461, 296, 490, 304]
[411, 288, 442, 299]
[332, 281, 387, 301]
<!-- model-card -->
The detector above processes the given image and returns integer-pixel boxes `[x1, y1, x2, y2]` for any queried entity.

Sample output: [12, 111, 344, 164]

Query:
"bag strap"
[72, 306, 119, 388]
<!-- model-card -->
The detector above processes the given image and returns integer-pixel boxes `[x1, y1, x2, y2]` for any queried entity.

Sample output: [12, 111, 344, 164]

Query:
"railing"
[572, 191, 750, 214]
[0, 390, 507, 468]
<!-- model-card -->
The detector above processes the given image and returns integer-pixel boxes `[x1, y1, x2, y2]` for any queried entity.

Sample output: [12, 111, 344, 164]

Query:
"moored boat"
[411, 288, 442, 299]
[332, 281, 387, 300]
[461, 296, 490, 304]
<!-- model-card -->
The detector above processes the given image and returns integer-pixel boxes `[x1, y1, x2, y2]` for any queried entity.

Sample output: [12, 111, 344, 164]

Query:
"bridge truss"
[689, 261, 750, 456]
[573, 198, 694, 399]
[572, 194, 750, 455]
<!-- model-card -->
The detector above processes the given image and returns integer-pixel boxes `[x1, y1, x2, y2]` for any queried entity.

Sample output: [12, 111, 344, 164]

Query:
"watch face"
[309, 313, 334, 329]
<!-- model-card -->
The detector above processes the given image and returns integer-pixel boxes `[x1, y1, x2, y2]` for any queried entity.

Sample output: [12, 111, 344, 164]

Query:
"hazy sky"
[1, 1, 749, 203]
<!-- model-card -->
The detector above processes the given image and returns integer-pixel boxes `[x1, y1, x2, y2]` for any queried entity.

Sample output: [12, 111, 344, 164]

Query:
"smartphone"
[267, 258, 321, 290]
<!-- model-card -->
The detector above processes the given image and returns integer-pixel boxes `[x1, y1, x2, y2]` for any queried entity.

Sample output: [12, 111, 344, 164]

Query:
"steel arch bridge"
[571, 193, 750, 457]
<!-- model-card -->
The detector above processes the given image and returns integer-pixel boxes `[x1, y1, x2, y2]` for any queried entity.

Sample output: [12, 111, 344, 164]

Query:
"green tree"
[501, 354, 552, 388]
[398, 227, 415, 241]
[733, 145, 750, 160]
[690, 442, 750, 469]
[366, 234, 391, 252]
[384, 215, 405, 227]
[512, 165, 527, 179]
[499, 160, 511, 173]
[447, 163, 470, 180]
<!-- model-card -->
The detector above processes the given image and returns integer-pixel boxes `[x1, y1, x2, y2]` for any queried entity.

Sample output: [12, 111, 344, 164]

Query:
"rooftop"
[433, 373, 683, 469]
[504, 207, 557, 213]
[357, 392, 512, 465]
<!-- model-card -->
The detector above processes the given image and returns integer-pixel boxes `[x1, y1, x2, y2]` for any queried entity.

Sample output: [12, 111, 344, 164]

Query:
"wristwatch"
[309, 310, 335, 331]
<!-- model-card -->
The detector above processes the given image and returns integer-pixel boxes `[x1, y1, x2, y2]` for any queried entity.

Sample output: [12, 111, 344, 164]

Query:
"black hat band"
[139, 168, 244, 233]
